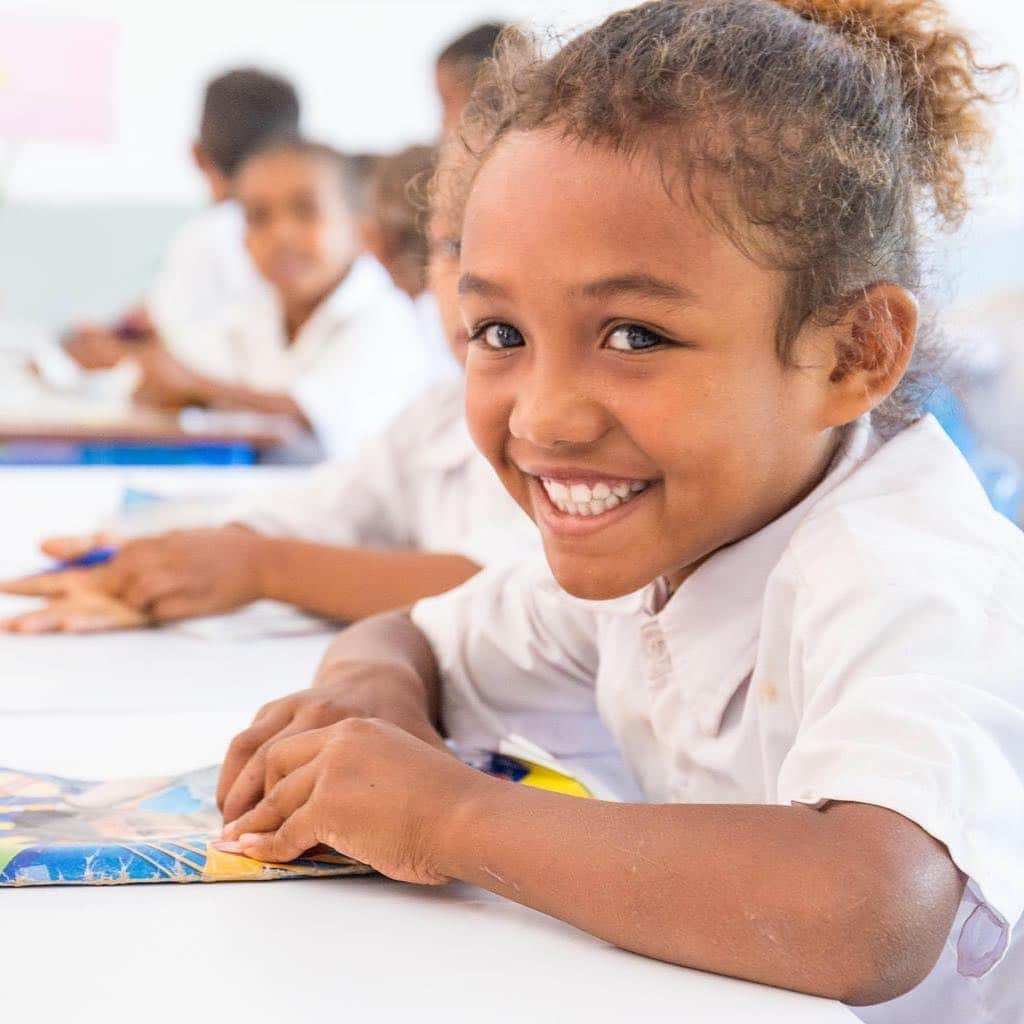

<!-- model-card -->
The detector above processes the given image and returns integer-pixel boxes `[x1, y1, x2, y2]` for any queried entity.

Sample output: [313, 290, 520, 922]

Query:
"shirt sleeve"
[411, 560, 607, 757]
[234, 426, 411, 549]
[777, 522, 1024, 980]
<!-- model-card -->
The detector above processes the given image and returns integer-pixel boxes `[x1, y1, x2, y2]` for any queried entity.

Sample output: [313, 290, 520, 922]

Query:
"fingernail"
[211, 840, 244, 853]
[237, 833, 261, 845]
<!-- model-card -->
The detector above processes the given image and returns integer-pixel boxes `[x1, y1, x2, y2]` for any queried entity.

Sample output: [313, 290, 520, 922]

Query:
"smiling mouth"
[537, 476, 651, 518]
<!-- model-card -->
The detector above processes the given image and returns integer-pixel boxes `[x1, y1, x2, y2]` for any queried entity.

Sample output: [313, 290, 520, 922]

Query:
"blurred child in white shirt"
[360, 144, 460, 382]
[0, 202, 537, 632]
[128, 137, 430, 461]
[63, 68, 299, 370]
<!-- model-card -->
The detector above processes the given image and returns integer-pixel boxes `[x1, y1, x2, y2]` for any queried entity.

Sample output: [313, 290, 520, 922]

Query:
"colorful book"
[0, 752, 592, 887]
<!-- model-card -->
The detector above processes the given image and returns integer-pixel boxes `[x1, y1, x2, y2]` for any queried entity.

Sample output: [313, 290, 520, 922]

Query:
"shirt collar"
[633, 417, 879, 735]
[263, 254, 401, 346]
[307, 254, 400, 327]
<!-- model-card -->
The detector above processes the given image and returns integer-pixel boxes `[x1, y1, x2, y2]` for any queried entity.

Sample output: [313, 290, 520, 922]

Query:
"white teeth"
[539, 477, 650, 518]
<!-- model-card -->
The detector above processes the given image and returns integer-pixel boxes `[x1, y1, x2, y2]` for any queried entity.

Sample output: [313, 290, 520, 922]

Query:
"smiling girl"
[214, 2, 1023, 1019]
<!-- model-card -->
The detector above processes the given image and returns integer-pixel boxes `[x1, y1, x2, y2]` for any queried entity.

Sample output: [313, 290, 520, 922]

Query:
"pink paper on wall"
[0, 12, 117, 144]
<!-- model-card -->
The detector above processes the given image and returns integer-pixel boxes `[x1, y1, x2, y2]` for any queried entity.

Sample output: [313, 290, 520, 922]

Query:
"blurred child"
[64, 68, 300, 370]
[361, 146, 435, 299]
[435, 22, 507, 136]
[0, 204, 537, 632]
[127, 136, 430, 461]
[212, 5, 1022, 1022]
[361, 144, 460, 379]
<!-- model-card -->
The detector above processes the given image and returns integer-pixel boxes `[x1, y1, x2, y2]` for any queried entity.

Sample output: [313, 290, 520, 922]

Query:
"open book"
[0, 751, 593, 887]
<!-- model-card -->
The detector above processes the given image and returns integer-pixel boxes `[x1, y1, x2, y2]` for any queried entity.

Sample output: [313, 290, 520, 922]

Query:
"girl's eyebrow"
[458, 272, 506, 298]
[575, 274, 699, 304]
[458, 271, 699, 305]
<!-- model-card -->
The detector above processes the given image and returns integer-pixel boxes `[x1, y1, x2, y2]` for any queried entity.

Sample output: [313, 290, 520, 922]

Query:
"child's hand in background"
[217, 661, 445, 822]
[0, 531, 140, 633]
[216, 717, 482, 884]
[132, 341, 207, 411]
[0, 585, 147, 633]
[62, 324, 128, 370]
[0, 526, 264, 630]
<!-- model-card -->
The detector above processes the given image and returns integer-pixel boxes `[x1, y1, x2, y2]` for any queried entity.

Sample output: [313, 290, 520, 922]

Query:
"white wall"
[0, 0, 625, 205]
[1, 0, 1020, 220]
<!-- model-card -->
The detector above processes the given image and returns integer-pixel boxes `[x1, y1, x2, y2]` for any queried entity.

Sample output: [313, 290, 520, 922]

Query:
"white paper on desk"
[168, 600, 337, 642]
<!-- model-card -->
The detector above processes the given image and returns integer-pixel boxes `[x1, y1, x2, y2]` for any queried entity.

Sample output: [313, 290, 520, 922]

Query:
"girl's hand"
[0, 526, 264, 628]
[216, 717, 482, 885]
[216, 662, 443, 822]
[0, 586, 147, 634]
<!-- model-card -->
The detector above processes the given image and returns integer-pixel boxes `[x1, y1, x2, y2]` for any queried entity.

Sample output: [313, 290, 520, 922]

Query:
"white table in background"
[0, 470, 857, 1022]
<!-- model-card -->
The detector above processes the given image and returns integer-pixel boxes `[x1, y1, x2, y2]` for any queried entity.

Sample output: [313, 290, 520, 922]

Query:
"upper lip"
[516, 463, 654, 485]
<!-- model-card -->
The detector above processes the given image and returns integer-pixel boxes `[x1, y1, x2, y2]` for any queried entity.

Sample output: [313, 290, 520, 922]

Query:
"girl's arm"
[220, 706, 964, 1007]
[441, 779, 964, 1005]
[255, 538, 480, 621]
[0, 530, 479, 630]
[131, 341, 310, 425]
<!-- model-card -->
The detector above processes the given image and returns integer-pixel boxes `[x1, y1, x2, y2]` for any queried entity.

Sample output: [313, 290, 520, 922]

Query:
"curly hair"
[435, 0, 1008, 431]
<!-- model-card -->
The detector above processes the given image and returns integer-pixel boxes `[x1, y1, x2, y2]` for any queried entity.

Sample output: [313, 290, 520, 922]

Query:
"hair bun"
[775, 0, 1008, 227]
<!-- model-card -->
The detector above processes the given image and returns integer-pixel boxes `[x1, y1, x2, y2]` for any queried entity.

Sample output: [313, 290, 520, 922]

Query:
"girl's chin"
[543, 549, 653, 602]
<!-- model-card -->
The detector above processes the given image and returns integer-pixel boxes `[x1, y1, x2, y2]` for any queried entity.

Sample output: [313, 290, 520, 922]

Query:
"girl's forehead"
[461, 130, 768, 299]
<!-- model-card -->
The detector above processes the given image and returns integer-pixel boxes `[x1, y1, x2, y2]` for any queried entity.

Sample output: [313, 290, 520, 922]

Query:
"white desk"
[0, 470, 856, 1022]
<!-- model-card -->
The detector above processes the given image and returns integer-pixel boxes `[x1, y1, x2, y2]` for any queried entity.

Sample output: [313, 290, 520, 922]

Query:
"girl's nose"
[508, 357, 611, 451]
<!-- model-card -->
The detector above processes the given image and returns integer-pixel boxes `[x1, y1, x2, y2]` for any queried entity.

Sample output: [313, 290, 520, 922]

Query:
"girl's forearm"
[254, 537, 480, 621]
[312, 610, 443, 729]
[439, 782, 963, 1005]
[191, 374, 309, 424]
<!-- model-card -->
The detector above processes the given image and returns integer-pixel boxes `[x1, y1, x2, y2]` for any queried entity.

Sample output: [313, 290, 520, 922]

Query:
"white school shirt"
[238, 377, 540, 566]
[411, 415, 1024, 1024]
[181, 255, 432, 461]
[148, 199, 269, 345]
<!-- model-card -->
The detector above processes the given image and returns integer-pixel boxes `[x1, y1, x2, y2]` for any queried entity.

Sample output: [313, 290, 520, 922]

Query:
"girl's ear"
[820, 284, 919, 428]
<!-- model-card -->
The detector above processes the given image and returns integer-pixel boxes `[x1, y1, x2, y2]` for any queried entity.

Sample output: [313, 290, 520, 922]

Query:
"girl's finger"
[217, 710, 297, 818]
[39, 532, 116, 560]
[228, 804, 319, 864]
[65, 605, 147, 633]
[221, 761, 318, 840]
[263, 725, 333, 794]
[0, 604, 73, 634]
[0, 572, 76, 597]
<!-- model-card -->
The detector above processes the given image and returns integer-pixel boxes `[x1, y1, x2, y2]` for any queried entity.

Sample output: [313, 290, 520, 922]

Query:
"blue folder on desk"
[0, 440, 256, 466]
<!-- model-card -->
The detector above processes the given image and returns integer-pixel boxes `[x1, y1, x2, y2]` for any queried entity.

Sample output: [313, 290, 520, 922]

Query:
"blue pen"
[45, 546, 119, 574]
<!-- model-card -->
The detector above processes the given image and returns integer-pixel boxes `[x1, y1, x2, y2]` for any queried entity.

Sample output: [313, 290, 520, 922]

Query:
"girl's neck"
[282, 263, 352, 343]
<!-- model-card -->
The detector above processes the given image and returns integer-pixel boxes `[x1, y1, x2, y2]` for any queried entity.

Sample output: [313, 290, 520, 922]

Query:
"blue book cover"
[0, 754, 591, 887]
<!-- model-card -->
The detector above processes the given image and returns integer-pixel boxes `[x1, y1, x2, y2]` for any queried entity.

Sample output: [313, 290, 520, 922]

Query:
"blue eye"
[476, 323, 525, 350]
[606, 324, 666, 352]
